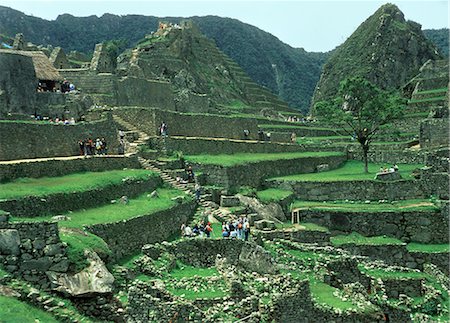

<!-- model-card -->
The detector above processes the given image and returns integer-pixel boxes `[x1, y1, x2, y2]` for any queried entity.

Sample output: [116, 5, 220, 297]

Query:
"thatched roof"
[0, 49, 63, 81]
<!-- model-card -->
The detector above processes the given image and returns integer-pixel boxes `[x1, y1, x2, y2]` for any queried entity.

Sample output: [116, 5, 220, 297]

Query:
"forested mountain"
[0, 6, 327, 112]
[423, 28, 449, 57]
[311, 4, 441, 108]
[0, 5, 445, 113]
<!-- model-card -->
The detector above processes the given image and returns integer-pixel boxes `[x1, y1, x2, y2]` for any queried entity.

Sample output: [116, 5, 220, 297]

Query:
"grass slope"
[273, 160, 422, 182]
[185, 151, 344, 166]
[256, 188, 292, 204]
[291, 199, 439, 213]
[0, 296, 59, 323]
[14, 188, 187, 227]
[331, 232, 404, 246]
[0, 169, 157, 200]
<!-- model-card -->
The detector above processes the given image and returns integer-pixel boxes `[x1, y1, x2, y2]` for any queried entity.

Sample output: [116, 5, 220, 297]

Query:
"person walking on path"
[195, 183, 201, 202]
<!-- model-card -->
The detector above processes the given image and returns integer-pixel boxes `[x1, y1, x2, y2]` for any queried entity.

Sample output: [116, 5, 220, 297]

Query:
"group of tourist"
[221, 217, 251, 241]
[78, 138, 108, 156]
[34, 115, 76, 125]
[285, 116, 316, 123]
[181, 221, 213, 238]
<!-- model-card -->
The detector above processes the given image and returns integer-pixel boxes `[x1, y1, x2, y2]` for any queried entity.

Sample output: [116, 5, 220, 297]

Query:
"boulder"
[238, 243, 278, 275]
[237, 195, 286, 222]
[0, 229, 20, 256]
[47, 250, 114, 297]
[254, 220, 276, 231]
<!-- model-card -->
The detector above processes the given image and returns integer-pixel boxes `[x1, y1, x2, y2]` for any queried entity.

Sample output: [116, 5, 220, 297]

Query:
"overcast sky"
[0, 0, 448, 52]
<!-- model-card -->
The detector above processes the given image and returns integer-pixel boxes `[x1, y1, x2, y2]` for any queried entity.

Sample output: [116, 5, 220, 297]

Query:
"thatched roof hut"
[0, 49, 63, 81]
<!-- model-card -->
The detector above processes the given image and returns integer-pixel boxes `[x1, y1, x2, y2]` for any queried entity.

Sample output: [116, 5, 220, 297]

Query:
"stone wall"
[87, 200, 196, 260]
[0, 155, 140, 182]
[267, 179, 427, 201]
[116, 77, 175, 109]
[147, 136, 338, 156]
[0, 51, 37, 117]
[337, 243, 449, 274]
[170, 239, 276, 274]
[113, 107, 259, 140]
[0, 176, 161, 217]
[269, 281, 312, 322]
[256, 228, 330, 244]
[296, 208, 448, 244]
[348, 147, 427, 164]
[420, 118, 449, 148]
[0, 221, 68, 289]
[194, 154, 346, 189]
[0, 117, 119, 161]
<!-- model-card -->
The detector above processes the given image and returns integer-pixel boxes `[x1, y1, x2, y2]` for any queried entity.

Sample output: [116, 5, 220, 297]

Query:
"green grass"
[291, 199, 439, 213]
[408, 96, 446, 104]
[185, 151, 344, 167]
[0, 296, 59, 323]
[415, 87, 448, 95]
[406, 243, 450, 253]
[331, 232, 404, 246]
[14, 188, 188, 228]
[60, 230, 112, 272]
[359, 265, 426, 279]
[0, 169, 157, 199]
[272, 160, 422, 182]
[310, 280, 374, 312]
[169, 264, 219, 279]
[256, 188, 292, 204]
[296, 135, 350, 144]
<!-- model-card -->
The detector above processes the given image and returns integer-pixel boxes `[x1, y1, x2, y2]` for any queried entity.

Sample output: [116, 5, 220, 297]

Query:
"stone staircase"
[137, 157, 220, 225]
[112, 115, 150, 155]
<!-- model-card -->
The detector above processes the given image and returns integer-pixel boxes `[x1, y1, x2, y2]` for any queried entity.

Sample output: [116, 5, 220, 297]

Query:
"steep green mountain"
[0, 6, 327, 112]
[311, 4, 442, 109]
[423, 28, 449, 57]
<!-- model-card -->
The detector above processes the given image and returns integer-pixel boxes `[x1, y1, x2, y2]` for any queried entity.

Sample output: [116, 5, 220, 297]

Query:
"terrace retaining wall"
[87, 200, 196, 260]
[337, 243, 449, 275]
[193, 154, 346, 189]
[0, 117, 119, 161]
[295, 206, 448, 244]
[0, 221, 68, 290]
[0, 155, 140, 182]
[0, 175, 162, 217]
[147, 136, 341, 155]
[267, 179, 427, 201]
[113, 107, 259, 140]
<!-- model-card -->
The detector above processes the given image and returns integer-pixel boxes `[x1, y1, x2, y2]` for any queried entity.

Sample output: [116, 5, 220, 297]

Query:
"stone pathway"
[112, 114, 150, 155]
[0, 154, 126, 165]
[138, 157, 220, 224]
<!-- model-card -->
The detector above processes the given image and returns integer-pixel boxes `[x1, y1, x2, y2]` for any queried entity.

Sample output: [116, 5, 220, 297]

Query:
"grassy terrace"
[13, 188, 187, 227]
[185, 151, 344, 167]
[259, 124, 338, 131]
[0, 296, 59, 323]
[408, 96, 447, 104]
[256, 188, 292, 204]
[406, 243, 450, 253]
[275, 222, 329, 232]
[0, 169, 156, 200]
[331, 232, 404, 246]
[272, 160, 422, 182]
[291, 199, 439, 213]
[358, 265, 426, 279]
[414, 87, 448, 95]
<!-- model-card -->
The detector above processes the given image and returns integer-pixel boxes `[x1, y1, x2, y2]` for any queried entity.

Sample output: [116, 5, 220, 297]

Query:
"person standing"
[244, 220, 250, 241]
[195, 183, 201, 202]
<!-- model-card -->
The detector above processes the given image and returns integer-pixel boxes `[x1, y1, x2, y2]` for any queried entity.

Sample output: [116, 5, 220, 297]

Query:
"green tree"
[315, 77, 406, 173]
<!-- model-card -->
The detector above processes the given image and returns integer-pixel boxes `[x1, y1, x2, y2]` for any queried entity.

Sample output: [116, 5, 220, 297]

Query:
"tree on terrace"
[314, 77, 406, 173]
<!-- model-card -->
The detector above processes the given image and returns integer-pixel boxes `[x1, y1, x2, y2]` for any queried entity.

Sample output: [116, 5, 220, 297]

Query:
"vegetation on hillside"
[423, 28, 449, 57]
[315, 77, 406, 172]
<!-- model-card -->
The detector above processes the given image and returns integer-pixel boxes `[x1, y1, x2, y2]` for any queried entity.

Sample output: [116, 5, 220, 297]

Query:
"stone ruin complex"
[0, 19, 449, 323]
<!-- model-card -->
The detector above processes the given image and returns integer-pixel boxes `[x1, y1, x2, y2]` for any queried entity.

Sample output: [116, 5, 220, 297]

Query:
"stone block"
[0, 229, 20, 255]
[220, 196, 240, 207]
[254, 220, 276, 231]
